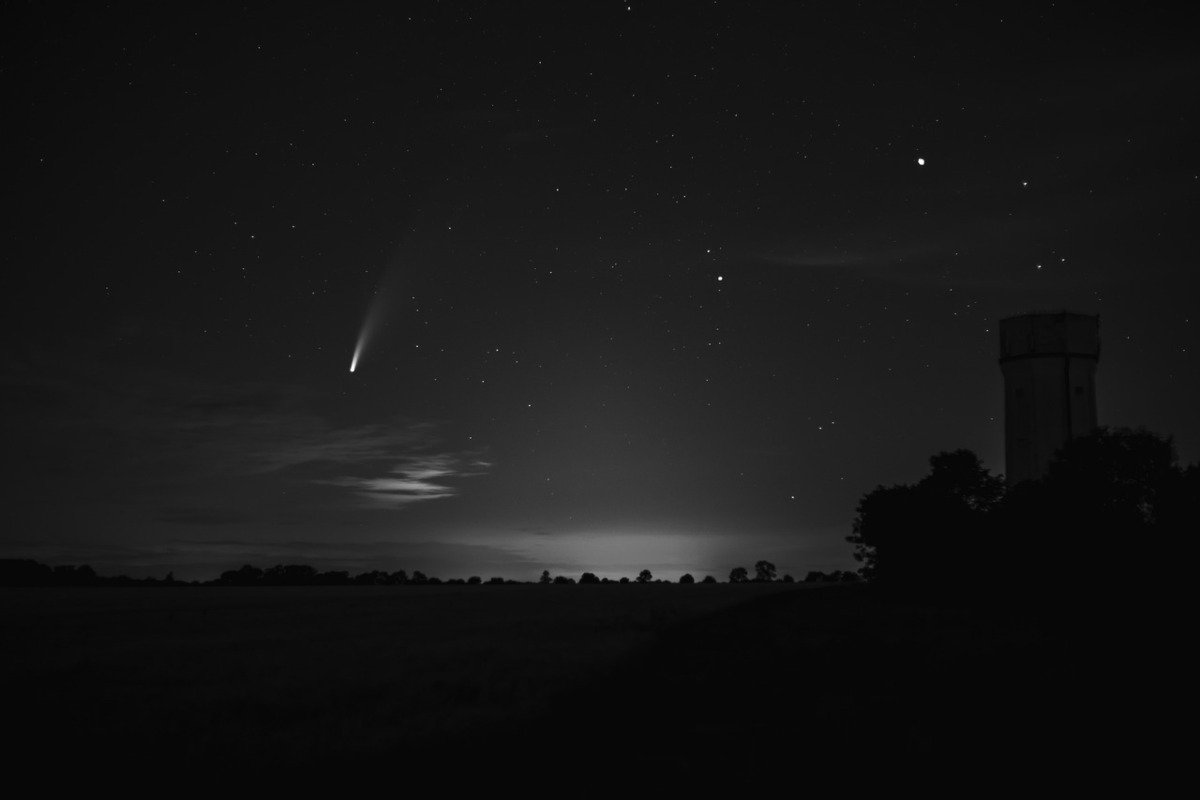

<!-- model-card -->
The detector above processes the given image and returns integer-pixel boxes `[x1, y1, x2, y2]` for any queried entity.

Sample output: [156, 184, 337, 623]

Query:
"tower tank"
[998, 312, 1099, 485]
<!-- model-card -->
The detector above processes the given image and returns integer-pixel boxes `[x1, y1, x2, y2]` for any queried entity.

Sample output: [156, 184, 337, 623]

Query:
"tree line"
[0, 559, 826, 588]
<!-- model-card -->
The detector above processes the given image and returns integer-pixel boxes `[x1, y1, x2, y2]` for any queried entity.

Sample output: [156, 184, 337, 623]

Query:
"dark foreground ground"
[0, 583, 1163, 784]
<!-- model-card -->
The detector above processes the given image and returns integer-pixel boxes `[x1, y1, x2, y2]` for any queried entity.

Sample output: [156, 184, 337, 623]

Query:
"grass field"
[1, 583, 1150, 783]
[2, 584, 796, 774]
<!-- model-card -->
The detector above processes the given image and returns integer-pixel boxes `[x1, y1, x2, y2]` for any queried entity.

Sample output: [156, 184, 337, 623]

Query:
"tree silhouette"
[848, 429, 1195, 597]
[263, 564, 319, 585]
[998, 426, 1188, 587]
[728, 566, 748, 583]
[579, 572, 600, 584]
[754, 560, 777, 582]
[539, 570, 552, 585]
[679, 573, 695, 584]
[220, 564, 263, 585]
[847, 449, 1002, 588]
[1160, 462, 1200, 545]
[636, 569, 653, 583]
[319, 570, 350, 585]
[924, 449, 1005, 510]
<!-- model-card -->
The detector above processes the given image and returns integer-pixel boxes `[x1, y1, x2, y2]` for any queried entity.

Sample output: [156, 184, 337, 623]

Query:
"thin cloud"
[318, 449, 490, 508]
[321, 475, 455, 508]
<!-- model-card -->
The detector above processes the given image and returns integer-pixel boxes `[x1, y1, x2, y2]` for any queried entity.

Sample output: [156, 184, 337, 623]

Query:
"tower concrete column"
[999, 312, 1099, 485]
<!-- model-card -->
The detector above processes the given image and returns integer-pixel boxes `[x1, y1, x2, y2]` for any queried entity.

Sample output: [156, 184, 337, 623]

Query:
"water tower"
[998, 312, 1099, 484]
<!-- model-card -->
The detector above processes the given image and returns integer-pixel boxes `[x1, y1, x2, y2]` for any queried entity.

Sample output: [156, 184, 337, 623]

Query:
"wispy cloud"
[319, 451, 492, 508]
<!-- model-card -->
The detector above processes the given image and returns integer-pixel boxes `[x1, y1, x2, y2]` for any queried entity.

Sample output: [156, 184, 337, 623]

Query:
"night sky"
[4, 4, 1197, 580]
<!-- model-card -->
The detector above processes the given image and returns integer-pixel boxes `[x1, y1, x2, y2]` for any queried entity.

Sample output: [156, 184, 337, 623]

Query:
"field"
[0, 583, 1146, 783]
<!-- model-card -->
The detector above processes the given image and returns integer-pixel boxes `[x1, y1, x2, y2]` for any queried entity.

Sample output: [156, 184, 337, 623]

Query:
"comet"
[348, 295, 386, 374]
[348, 208, 461, 374]
[348, 252, 409, 374]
